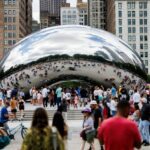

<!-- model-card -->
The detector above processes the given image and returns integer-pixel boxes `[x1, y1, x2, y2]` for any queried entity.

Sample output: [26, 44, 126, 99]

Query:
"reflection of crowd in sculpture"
[0, 60, 143, 90]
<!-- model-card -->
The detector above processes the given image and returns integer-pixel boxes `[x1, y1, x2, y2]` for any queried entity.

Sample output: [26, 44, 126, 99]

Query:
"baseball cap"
[81, 108, 91, 113]
[90, 100, 97, 105]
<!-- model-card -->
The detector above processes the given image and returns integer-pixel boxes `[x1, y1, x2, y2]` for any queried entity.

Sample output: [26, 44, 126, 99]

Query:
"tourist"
[74, 93, 78, 109]
[42, 85, 49, 107]
[90, 100, 103, 150]
[102, 101, 111, 120]
[132, 89, 140, 106]
[98, 100, 141, 150]
[80, 108, 95, 150]
[132, 104, 141, 126]
[52, 111, 68, 139]
[21, 108, 64, 150]
[0, 101, 10, 131]
[110, 97, 117, 116]
[139, 98, 150, 146]
[49, 88, 55, 107]
[37, 90, 43, 106]
[111, 83, 117, 98]
[31, 87, 37, 105]
[10, 96, 18, 120]
[56, 86, 62, 108]
[0, 129, 10, 149]
[18, 96, 25, 120]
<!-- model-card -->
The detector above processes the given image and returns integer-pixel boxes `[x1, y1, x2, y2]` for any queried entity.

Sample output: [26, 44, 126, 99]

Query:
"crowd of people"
[0, 83, 150, 149]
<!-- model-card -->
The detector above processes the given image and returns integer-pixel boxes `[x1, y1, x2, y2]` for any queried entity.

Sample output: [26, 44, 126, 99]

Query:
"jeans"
[56, 97, 61, 108]
[139, 120, 150, 143]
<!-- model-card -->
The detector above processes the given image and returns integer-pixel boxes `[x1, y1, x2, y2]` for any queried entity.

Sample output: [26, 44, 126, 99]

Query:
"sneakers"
[142, 140, 150, 146]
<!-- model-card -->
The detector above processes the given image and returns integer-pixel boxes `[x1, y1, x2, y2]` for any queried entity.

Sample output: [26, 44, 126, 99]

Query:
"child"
[74, 94, 79, 109]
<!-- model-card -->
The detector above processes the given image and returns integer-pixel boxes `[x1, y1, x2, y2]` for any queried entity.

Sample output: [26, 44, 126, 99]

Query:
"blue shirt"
[0, 107, 8, 123]
[56, 87, 62, 98]
[111, 87, 117, 97]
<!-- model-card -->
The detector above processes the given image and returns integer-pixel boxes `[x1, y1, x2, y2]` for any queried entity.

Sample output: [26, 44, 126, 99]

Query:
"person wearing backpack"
[21, 108, 64, 150]
[0, 129, 10, 149]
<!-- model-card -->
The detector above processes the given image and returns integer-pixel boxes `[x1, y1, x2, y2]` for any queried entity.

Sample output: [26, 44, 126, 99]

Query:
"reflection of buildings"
[40, 0, 69, 28]
[106, 0, 150, 73]
[0, 0, 32, 59]
[32, 20, 40, 33]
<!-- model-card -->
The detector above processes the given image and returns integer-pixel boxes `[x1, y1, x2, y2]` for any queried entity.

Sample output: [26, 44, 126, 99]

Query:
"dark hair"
[52, 112, 65, 138]
[117, 100, 130, 110]
[31, 108, 49, 129]
[134, 104, 139, 110]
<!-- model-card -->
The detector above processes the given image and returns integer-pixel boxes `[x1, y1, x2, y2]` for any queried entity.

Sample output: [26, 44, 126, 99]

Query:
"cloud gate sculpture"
[0, 25, 146, 91]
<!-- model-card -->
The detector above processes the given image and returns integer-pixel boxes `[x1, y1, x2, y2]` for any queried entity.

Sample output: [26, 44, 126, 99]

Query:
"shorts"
[11, 109, 17, 113]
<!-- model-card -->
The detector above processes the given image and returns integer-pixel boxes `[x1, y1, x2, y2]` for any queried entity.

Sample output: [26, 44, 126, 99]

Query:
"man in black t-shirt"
[90, 100, 103, 150]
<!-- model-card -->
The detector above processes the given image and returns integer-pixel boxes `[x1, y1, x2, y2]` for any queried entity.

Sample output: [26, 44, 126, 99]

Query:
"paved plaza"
[2, 119, 150, 150]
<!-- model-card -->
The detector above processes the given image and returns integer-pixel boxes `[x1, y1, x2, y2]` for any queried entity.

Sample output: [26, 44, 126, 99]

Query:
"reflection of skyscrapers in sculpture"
[40, 0, 69, 28]
[0, 0, 32, 59]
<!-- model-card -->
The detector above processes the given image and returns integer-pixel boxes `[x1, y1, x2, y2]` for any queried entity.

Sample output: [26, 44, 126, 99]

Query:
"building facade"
[61, 7, 79, 25]
[106, 0, 150, 73]
[0, 0, 32, 59]
[88, 0, 106, 29]
[40, 0, 68, 28]
[77, 0, 88, 25]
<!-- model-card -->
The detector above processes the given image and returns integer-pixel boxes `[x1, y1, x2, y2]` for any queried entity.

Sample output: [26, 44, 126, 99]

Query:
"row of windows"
[4, 25, 16, 30]
[4, 10, 16, 15]
[140, 35, 148, 42]
[4, 17, 16, 23]
[118, 2, 147, 9]
[140, 43, 148, 50]
[128, 35, 148, 42]
[4, 40, 16, 46]
[4, 32, 16, 38]
[141, 52, 148, 58]
[62, 11, 77, 14]
[4, 0, 16, 5]
[119, 11, 148, 18]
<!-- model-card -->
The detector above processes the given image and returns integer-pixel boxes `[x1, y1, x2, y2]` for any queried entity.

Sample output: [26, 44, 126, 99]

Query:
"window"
[4, 10, 7, 14]
[128, 11, 131, 17]
[140, 19, 143, 25]
[119, 27, 122, 33]
[128, 35, 132, 41]
[140, 27, 143, 33]
[128, 2, 135, 9]
[119, 19, 122, 25]
[145, 52, 148, 57]
[144, 44, 148, 49]
[145, 60, 148, 66]
[8, 25, 12, 30]
[4, 0, 8, 5]
[132, 11, 135, 17]
[118, 3, 122, 9]
[118, 11, 122, 17]
[144, 11, 147, 17]
[8, 33, 12, 38]
[132, 44, 136, 50]
[140, 52, 143, 57]
[132, 27, 136, 33]
[128, 27, 131, 33]
[140, 44, 143, 49]
[144, 27, 147, 33]
[128, 19, 131, 25]
[8, 17, 12, 22]
[144, 35, 148, 41]
[8, 10, 11, 15]
[4, 17, 7, 22]
[132, 35, 136, 41]
[144, 19, 147, 25]
[139, 2, 147, 9]
[4, 33, 8, 38]
[132, 19, 136, 25]
[139, 11, 143, 17]
[4, 40, 8, 45]
[8, 0, 11, 4]
[140, 35, 143, 41]
[119, 35, 122, 39]
[13, 10, 16, 15]
[8, 40, 12, 45]
[13, 25, 16, 30]
[4, 25, 7, 30]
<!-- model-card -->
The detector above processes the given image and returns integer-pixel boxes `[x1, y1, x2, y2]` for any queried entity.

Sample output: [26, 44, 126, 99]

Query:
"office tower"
[0, 0, 32, 59]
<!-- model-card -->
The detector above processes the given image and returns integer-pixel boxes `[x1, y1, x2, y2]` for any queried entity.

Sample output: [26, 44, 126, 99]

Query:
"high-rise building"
[61, 7, 79, 25]
[61, 0, 88, 26]
[107, 0, 150, 73]
[40, 0, 68, 28]
[77, 0, 88, 25]
[32, 20, 40, 33]
[88, 0, 106, 29]
[0, 0, 32, 59]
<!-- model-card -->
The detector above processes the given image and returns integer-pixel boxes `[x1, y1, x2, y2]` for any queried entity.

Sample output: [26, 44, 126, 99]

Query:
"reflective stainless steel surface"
[0, 25, 145, 72]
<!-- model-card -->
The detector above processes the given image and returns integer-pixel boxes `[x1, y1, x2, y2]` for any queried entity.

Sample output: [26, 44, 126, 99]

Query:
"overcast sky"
[33, 0, 87, 22]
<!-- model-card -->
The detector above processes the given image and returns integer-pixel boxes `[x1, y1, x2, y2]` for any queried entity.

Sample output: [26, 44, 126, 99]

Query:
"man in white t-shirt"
[133, 89, 141, 105]
[6, 88, 11, 100]
[42, 85, 49, 107]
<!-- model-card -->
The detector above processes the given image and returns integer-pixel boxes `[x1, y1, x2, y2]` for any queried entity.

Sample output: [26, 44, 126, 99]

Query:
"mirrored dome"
[0, 25, 146, 90]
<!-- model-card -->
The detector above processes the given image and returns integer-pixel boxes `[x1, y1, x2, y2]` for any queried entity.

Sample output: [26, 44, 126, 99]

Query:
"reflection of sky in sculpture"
[0, 25, 145, 71]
